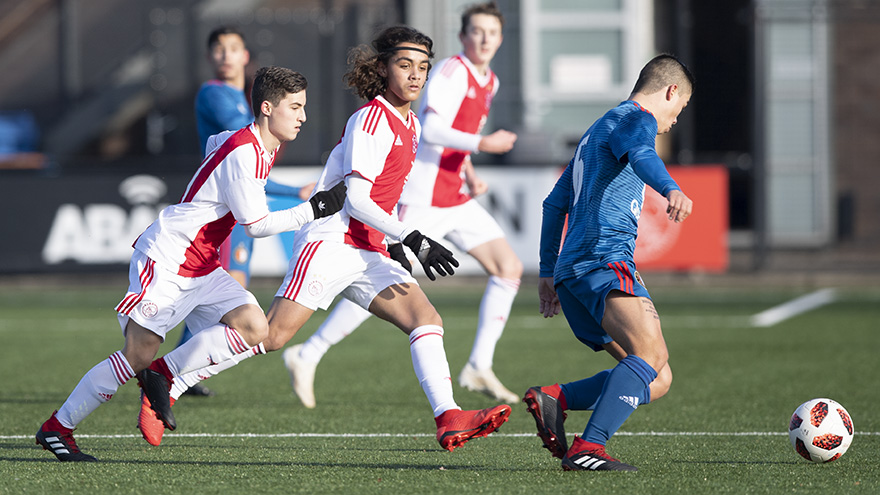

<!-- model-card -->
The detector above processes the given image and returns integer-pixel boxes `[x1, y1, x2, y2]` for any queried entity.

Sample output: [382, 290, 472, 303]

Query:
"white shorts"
[275, 240, 417, 311]
[116, 250, 260, 340]
[399, 199, 505, 253]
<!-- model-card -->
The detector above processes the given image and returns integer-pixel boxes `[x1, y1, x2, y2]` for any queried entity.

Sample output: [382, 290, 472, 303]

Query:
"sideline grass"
[1, 279, 878, 494]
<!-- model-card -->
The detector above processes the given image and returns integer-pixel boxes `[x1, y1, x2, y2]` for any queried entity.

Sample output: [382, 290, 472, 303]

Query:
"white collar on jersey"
[374, 95, 414, 126]
[247, 123, 276, 156]
[456, 52, 494, 87]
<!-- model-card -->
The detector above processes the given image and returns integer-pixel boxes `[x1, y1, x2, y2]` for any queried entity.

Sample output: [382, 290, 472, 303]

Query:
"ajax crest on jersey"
[788, 398, 854, 463]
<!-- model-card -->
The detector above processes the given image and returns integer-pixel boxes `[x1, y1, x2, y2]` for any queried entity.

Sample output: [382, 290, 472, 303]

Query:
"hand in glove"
[387, 242, 413, 274]
[402, 230, 459, 281]
[309, 181, 346, 219]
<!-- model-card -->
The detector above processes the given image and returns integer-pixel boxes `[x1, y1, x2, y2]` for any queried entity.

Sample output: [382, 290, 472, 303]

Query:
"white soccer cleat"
[458, 362, 519, 404]
[282, 344, 317, 409]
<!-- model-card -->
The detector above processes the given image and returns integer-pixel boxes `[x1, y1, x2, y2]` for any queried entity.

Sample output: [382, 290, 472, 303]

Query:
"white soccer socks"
[56, 351, 134, 429]
[299, 298, 371, 364]
[169, 343, 266, 400]
[468, 276, 519, 370]
[409, 325, 459, 417]
[161, 324, 253, 378]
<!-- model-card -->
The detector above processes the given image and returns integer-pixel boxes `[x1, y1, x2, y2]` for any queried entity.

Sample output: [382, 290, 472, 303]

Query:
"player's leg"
[282, 297, 371, 408]
[368, 280, 510, 451]
[462, 237, 522, 402]
[38, 320, 160, 462]
[565, 291, 666, 472]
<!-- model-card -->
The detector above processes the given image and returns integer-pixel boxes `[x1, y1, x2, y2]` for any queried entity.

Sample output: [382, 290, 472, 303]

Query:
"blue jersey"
[195, 80, 253, 156]
[540, 101, 680, 283]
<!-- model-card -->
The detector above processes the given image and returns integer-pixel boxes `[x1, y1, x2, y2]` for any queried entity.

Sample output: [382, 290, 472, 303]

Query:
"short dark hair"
[251, 66, 308, 117]
[207, 26, 246, 50]
[631, 54, 695, 96]
[460, 1, 504, 35]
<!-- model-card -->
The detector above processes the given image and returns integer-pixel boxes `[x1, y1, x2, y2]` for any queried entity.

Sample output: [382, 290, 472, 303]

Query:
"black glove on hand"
[309, 181, 346, 219]
[402, 230, 459, 281]
[387, 242, 413, 274]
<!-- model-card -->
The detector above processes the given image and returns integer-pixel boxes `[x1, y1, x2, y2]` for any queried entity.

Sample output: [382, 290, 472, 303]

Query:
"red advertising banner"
[634, 165, 729, 272]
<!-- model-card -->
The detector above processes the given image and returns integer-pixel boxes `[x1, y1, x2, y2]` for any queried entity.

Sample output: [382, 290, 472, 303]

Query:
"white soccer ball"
[788, 398, 854, 463]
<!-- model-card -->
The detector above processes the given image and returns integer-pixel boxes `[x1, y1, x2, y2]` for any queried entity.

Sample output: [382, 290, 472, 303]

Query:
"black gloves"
[402, 230, 459, 281]
[387, 242, 413, 274]
[309, 181, 346, 219]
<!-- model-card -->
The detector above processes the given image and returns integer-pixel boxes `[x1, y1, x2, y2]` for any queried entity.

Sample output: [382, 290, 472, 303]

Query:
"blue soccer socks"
[582, 355, 657, 445]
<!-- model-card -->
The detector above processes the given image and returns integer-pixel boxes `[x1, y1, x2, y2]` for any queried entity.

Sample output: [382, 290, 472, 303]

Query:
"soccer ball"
[788, 398, 854, 463]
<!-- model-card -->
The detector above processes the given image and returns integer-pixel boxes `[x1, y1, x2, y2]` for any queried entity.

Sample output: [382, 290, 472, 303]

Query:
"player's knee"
[238, 317, 269, 347]
[650, 365, 673, 401]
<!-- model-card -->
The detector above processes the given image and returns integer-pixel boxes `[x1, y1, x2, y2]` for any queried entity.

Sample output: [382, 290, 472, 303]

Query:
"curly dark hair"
[343, 26, 434, 101]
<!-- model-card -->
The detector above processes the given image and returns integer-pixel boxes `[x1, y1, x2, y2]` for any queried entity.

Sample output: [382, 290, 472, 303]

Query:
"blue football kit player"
[524, 54, 694, 472]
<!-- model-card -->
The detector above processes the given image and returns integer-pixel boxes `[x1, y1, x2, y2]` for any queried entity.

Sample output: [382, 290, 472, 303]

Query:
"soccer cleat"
[561, 436, 638, 472]
[36, 412, 97, 462]
[458, 362, 519, 403]
[435, 404, 511, 451]
[282, 344, 317, 409]
[523, 385, 568, 458]
[182, 383, 215, 397]
[138, 391, 176, 446]
[137, 364, 176, 431]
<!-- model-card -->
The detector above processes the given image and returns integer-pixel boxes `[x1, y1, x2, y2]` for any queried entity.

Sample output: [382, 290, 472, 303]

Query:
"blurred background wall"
[0, 0, 877, 275]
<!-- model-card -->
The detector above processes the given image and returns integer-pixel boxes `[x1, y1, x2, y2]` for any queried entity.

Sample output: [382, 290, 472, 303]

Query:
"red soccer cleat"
[138, 391, 175, 446]
[435, 404, 511, 451]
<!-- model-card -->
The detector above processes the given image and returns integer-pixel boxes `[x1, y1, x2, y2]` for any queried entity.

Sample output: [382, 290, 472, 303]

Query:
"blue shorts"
[556, 260, 651, 351]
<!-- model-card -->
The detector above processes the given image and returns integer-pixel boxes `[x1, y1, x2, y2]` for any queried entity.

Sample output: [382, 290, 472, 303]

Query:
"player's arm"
[225, 178, 345, 238]
[462, 156, 488, 197]
[345, 174, 457, 280]
[538, 164, 571, 317]
[613, 114, 693, 223]
[265, 178, 301, 197]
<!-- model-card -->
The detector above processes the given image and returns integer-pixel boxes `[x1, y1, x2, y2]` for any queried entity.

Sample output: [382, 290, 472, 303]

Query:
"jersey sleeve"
[344, 109, 395, 183]
[539, 163, 572, 277]
[421, 59, 469, 129]
[218, 145, 270, 225]
[610, 111, 680, 197]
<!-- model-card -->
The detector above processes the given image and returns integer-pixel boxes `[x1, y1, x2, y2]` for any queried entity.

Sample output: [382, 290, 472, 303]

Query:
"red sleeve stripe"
[362, 104, 382, 135]
[116, 259, 156, 315]
[252, 142, 269, 179]
[108, 351, 134, 386]
[282, 241, 322, 300]
[225, 326, 250, 354]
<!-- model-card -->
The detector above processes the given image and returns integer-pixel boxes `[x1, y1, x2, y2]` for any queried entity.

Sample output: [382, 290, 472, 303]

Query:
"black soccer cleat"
[523, 386, 568, 458]
[561, 437, 637, 472]
[137, 368, 176, 431]
[36, 414, 98, 462]
[182, 383, 215, 397]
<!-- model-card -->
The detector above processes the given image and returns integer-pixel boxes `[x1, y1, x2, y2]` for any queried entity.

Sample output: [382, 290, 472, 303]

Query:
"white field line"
[750, 288, 837, 327]
[4, 431, 878, 440]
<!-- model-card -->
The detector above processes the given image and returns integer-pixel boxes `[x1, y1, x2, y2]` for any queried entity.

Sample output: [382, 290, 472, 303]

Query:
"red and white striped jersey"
[400, 54, 498, 208]
[296, 96, 420, 254]
[134, 124, 276, 277]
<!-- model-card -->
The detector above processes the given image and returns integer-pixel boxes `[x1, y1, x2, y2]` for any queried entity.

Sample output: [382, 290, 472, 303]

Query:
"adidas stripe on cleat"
[561, 437, 637, 472]
[36, 412, 97, 462]
[523, 385, 568, 459]
[435, 405, 511, 451]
